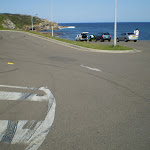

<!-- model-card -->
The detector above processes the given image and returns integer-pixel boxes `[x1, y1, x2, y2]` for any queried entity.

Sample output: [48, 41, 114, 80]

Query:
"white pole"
[52, 26, 54, 37]
[51, 0, 54, 37]
[114, 0, 117, 46]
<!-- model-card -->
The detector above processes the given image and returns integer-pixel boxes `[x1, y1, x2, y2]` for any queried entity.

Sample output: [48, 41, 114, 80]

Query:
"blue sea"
[50, 22, 150, 41]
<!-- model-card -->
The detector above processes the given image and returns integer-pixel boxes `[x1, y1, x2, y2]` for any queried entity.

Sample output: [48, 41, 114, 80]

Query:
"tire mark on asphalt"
[0, 36, 3, 40]
[0, 68, 18, 74]
[1, 57, 149, 102]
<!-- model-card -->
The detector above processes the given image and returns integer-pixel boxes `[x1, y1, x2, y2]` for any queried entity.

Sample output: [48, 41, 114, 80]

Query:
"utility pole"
[51, 0, 54, 37]
[114, 0, 117, 46]
[31, 14, 38, 31]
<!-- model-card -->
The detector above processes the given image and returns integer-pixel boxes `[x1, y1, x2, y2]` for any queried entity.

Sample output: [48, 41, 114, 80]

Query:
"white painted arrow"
[80, 65, 102, 72]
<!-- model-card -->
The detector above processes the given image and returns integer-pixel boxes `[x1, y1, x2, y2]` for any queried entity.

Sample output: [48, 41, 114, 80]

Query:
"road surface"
[0, 31, 150, 150]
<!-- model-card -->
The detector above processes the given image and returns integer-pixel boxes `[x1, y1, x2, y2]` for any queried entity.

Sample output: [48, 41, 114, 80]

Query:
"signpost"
[32, 16, 33, 31]
[31, 14, 37, 31]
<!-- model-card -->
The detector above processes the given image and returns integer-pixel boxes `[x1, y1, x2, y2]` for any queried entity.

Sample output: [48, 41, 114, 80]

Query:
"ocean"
[48, 22, 150, 41]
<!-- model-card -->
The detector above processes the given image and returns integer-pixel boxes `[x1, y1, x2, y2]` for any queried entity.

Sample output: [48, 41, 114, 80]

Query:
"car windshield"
[82, 34, 87, 38]
[104, 33, 110, 35]
[128, 33, 134, 35]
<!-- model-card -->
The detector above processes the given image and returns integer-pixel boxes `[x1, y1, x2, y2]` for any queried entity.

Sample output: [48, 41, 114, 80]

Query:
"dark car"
[95, 32, 111, 42]
[117, 33, 138, 42]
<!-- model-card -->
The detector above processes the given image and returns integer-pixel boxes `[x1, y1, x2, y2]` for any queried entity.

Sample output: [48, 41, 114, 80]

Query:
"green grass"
[0, 26, 17, 30]
[27, 31, 133, 51]
[0, 15, 6, 29]
[0, 26, 5, 30]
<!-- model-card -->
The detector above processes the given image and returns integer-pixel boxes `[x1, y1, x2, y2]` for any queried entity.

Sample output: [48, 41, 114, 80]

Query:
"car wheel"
[125, 38, 128, 42]
[117, 38, 119, 42]
[134, 40, 137, 42]
[108, 40, 111, 42]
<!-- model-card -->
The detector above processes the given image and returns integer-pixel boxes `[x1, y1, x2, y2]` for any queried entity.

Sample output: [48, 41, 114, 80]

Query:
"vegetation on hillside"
[0, 15, 6, 29]
[0, 13, 44, 29]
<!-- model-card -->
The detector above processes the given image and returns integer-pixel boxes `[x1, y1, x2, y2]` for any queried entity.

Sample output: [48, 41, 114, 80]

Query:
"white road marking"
[80, 65, 102, 72]
[0, 91, 48, 101]
[0, 85, 37, 89]
[0, 85, 56, 150]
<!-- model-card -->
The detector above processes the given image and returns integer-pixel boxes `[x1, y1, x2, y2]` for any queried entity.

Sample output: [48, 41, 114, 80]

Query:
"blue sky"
[0, 0, 150, 23]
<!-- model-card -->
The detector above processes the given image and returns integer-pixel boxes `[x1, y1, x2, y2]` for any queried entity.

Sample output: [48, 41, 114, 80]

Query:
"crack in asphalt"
[0, 36, 3, 40]
[0, 68, 19, 74]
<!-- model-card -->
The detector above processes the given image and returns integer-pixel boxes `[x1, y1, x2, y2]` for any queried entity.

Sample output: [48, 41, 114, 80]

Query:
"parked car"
[89, 34, 95, 41]
[117, 33, 138, 42]
[95, 32, 111, 42]
[75, 32, 88, 41]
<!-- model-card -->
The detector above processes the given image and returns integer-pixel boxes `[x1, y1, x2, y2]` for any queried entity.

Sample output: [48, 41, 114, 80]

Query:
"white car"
[117, 33, 138, 42]
[75, 32, 88, 41]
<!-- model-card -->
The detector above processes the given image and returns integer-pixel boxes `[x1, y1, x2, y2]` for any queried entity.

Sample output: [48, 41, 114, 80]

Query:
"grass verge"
[30, 31, 133, 50]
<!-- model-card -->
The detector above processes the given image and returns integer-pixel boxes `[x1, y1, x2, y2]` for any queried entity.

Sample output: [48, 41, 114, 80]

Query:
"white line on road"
[0, 85, 56, 150]
[80, 65, 102, 72]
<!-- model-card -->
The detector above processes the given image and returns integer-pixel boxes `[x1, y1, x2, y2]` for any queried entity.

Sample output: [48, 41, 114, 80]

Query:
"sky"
[0, 0, 150, 23]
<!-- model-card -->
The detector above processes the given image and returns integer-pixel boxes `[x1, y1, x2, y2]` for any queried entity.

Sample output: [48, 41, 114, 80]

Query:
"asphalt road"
[0, 31, 150, 150]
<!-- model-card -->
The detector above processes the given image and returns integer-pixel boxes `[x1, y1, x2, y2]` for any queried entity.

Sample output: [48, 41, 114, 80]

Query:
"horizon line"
[58, 21, 150, 24]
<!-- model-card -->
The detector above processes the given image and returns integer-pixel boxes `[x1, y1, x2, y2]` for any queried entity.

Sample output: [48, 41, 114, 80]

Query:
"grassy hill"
[0, 14, 7, 29]
[0, 13, 44, 29]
